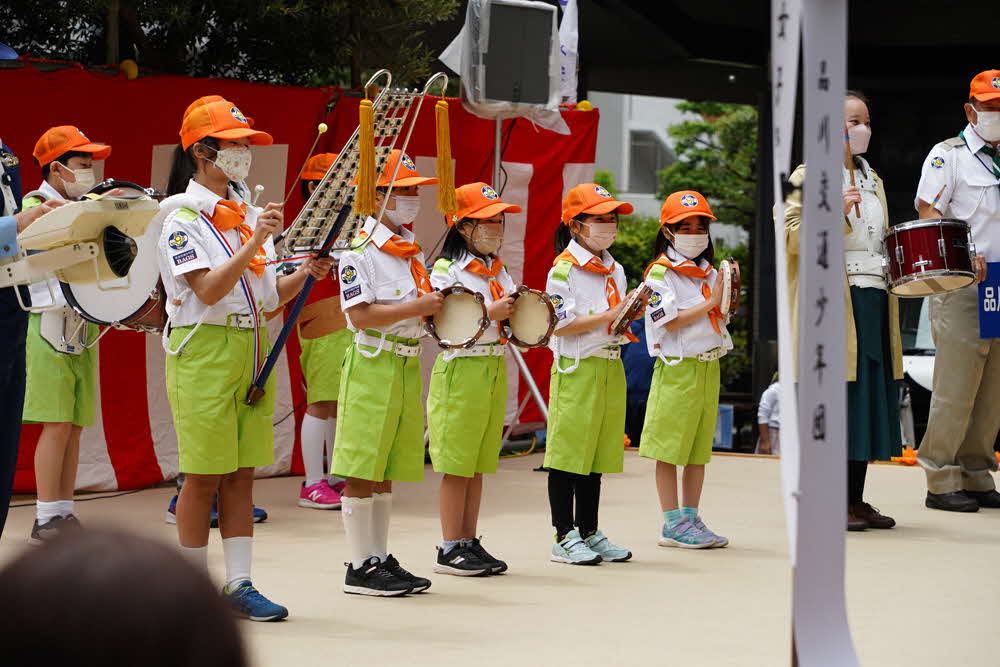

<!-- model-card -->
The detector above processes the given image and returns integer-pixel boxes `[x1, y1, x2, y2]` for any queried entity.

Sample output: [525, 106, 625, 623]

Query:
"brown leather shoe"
[847, 510, 868, 531]
[850, 501, 896, 529]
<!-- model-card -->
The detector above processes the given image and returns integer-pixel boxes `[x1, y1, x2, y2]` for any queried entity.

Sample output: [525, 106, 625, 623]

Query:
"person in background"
[756, 373, 780, 455]
[622, 318, 656, 450]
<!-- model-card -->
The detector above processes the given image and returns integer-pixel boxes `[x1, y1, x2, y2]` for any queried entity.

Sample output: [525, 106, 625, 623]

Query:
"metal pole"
[493, 117, 502, 188]
[510, 346, 548, 421]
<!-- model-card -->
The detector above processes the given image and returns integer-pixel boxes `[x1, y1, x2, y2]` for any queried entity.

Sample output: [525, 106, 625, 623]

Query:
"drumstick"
[281, 122, 328, 206]
[252, 184, 264, 206]
[844, 130, 861, 217]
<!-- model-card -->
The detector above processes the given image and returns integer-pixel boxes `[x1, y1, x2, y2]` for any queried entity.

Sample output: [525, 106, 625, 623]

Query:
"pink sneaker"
[330, 479, 346, 495]
[298, 480, 343, 509]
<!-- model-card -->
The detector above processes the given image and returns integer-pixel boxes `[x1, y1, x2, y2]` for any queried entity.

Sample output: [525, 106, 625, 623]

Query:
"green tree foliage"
[0, 0, 459, 88]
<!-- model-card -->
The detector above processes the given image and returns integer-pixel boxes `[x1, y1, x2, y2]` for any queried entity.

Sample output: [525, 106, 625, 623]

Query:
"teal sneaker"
[223, 581, 289, 621]
[658, 518, 716, 549]
[693, 517, 729, 548]
[583, 530, 632, 562]
[550, 529, 602, 565]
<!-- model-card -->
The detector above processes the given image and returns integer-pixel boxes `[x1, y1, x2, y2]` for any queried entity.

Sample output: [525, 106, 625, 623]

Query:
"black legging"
[548, 469, 602, 540]
[848, 459, 868, 505]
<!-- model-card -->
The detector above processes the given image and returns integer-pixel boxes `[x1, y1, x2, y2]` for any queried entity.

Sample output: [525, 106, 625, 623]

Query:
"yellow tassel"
[435, 98, 458, 215]
[356, 98, 376, 217]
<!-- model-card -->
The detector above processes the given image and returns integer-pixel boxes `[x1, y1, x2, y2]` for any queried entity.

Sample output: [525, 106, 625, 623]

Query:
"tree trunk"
[105, 0, 121, 65]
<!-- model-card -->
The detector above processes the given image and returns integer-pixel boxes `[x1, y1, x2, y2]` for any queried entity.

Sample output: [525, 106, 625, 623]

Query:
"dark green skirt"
[847, 286, 902, 462]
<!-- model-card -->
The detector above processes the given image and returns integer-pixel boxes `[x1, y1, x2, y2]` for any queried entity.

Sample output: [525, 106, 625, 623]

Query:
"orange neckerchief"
[467, 255, 507, 339]
[645, 254, 722, 333]
[553, 248, 638, 342]
[210, 199, 266, 278]
[376, 233, 432, 296]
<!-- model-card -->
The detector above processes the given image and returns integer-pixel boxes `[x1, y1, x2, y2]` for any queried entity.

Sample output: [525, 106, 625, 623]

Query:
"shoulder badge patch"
[930, 156, 945, 169]
[168, 230, 189, 250]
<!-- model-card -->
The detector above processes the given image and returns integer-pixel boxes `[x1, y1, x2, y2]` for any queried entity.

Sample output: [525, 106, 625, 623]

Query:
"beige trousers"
[918, 286, 1000, 493]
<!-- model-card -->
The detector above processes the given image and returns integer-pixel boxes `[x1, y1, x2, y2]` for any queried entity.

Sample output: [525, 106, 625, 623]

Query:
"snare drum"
[502, 286, 557, 348]
[884, 219, 975, 297]
[426, 284, 490, 348]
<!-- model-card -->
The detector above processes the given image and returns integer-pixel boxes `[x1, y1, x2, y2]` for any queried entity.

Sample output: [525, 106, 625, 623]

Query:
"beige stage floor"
[2, 452, 997, 666]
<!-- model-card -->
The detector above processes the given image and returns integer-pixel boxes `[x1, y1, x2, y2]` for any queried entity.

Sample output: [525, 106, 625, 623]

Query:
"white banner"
[771, 0, 803, 561]
[795, 0, 859, 665]
[558, 0, 579, 104]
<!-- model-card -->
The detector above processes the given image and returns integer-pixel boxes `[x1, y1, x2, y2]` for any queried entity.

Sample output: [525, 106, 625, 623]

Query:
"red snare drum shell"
[884, 219, 975, 297]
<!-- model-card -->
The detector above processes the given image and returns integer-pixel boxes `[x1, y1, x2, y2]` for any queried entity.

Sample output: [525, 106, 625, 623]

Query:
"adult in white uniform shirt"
[915, 69, 1000, 513]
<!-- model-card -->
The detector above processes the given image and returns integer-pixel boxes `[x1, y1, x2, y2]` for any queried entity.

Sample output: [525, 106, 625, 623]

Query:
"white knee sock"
[180, 545, 209, 571]
[56, 500, 74, 517]
[223, 536, 253, 589]
[301, 413, 327, 486]
[36, 500, 61, 525]
[372, 492, 392, 562]
[326, 418, 345, 485]
[342, 496, 375, 569]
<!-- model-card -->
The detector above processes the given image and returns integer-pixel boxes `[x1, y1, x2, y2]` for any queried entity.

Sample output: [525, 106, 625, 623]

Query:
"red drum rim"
[886, 218, 970, 238]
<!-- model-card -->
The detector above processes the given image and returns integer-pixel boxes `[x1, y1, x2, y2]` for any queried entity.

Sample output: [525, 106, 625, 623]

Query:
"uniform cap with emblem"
[376, 149, 439, 187]
[301, 153, 338, 181]
[179, 97, 273, 150]
[969, 69, 1000, 102]
[561, 182, 634, 225]
[32, 126, 112, 166]
[660, 189, 717, 225]
[449, 181, 522, 226]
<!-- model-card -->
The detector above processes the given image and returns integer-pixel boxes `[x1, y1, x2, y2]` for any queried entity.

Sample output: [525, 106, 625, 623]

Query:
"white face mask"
[973, 109, 1000, 143]
[671, 232, 710, 259]
[848, 123, 871, 155]
[580, 222, 617, 251]
[470, 223, 503, 255]
[207, 145, 252, 182]
[57, 164, 96, 200]
[383, 195, 421, 226]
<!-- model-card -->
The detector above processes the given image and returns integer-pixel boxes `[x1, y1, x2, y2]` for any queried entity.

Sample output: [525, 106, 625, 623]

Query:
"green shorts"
[330, 339, 425, 482]
[165, 324, 276, 475]
[639, 357, 719, 466]
[22, 313, 98, 427]
[543, 355, 626, 475]
[427, 351, 507, 477]
[298, 326, 352, 404]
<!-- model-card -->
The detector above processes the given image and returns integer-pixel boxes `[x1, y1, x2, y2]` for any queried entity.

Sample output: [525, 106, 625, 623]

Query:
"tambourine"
[425, 284, 490, 349]
[719, 257, 741, 318]
[502, 286, 557, 348]
[610, 285, 652, 336]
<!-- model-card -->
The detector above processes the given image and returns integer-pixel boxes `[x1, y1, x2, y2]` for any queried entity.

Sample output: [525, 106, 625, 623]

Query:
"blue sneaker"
[693, 517, 729, 548]
[584, 530, 632, 562]
[550, 529, 602, 565]
[165, 495, 178, 524]
[252, 505, 268, 524]
[166, 494, 264, 527]
[658, 518, 716, 549]
[223, 580, 288, 621]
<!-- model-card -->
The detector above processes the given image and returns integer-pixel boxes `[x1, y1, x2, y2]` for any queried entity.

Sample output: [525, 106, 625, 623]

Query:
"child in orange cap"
[544, 183, 638, 565]
[21, 126, 111, 546]
[427, 182, 521, 576]
[641, 190, 732, 550]
[294, 152, 352, 511]
[156, 96, 333, 620]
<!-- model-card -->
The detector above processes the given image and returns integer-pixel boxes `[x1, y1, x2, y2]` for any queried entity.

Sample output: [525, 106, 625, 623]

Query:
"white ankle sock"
[223, 536, 253, 588]
[301, 414, 327, 486]
[372, 492, 392, 562]
[342, 496, 375, 569]
[36, 500, 61, 525]
[180, 544, 209, 571]
[56, 500, 74, 517]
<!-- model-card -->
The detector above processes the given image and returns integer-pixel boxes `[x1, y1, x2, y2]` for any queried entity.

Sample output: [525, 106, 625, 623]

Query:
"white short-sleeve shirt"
[545, 239, 629, 360]
[643, 246, 733, 359]
[430, 250, 517, 344]
[339, 216, 426, 340]
[758, 381, 780, 428]
[27, 180, 68, 309]
[156, 180, 279, 327]
[915, 124, 1000, 261]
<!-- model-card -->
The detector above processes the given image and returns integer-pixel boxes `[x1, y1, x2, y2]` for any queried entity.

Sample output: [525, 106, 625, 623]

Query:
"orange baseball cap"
[660, 190, 716, 225]
[302, 153, 338, 181]
[449, 182, 522, 226]
[970, 70, 1000, 102]
[376, 150, 438, 187]
[33, 126, 111, 166]
[179, 97, 272, 150]
[561, 183, 633, 225]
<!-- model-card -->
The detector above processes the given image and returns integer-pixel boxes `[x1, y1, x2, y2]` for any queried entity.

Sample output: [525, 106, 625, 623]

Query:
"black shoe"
[62, 514, 83, 531]
[433, 545, 491, 577]
[467, 537, 508, 574]
[383, 554, 432, 593]
[28, 516, 68, 546]
[343, 557, 413, 597]
[964, 489, 1000, 508]
[925, 491, 979, 513]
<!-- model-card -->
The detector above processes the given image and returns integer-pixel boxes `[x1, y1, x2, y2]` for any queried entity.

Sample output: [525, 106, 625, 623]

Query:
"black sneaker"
[467, 537, 508, 574]
[62, 514, 83, 532]
[383, 554, 432, 593]
[28, 516, 68, 546]
[343, 557, 413, 597]
[433, 545, 491, 577]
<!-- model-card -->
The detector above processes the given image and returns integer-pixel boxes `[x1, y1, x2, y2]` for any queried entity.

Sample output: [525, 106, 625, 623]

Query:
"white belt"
[444, 342, 507, 358]
[201, 312, 257, 329]
[355, 330, 421, 357]
[844, 251, 886, 278]
[588, 346, 621, 361]
[697, 347, 725, 362]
